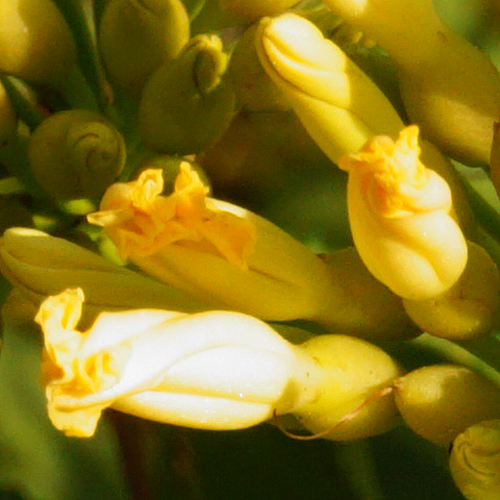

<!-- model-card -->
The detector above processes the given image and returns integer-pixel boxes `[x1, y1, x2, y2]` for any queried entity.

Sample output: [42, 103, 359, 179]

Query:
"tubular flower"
[253, 13, 476, 235]
[36, 288, 321, 437]
[338, 126, 468, 301]
[450, 420, 500, 500]
[87, 163, 339, 323]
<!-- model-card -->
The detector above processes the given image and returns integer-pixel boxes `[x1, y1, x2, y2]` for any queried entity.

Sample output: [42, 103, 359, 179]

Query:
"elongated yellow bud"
[321, 0, 500, 167]
[403, 241, 500, 341]
[98, 0, 190, 95]
[255, 13, 403, 163]
[36, 288, 320, 437]
[450, 420, 500, 500]
[28, 110, 126, 199]
[339, 126, 468, 301]
[139, 34, 236, 155]
[0, 227, 207, 322]
[293, 335, 402, 441]
[394, 364, 500, 446]
[0, 0, 77, 89]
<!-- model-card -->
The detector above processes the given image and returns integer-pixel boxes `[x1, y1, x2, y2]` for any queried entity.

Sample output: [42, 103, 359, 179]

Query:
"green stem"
[409, 333, 500, 387]
[334, 440, 386, 500]
[52, 0, 110, 113]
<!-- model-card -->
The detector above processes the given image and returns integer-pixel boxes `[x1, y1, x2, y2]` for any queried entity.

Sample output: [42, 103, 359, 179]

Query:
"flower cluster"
[0, 1, 500, 499]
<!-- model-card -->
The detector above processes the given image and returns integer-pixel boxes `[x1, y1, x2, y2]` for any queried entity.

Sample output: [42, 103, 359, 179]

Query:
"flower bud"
[87, 163, 339, 323]
[28, 110, 126, 199]
[229, 24, 290, 112]
[321, 247, 419, 341]
[98, 0, 190, 96]
[36, 288, 319, 437]
[403, 241, 500, 341]
[254, 13, 403, 163]
[293, 335, 402, 440]
[450, 419, 500, 500]
[338, 126, 468, 301]
[217, 0, 298, 22]
[139, 34, 236, 155]
[0, 0, 77, 89]
[394, 364, 500, 446]
[0, 227, 207, 323]
[321, 0, 500, 167]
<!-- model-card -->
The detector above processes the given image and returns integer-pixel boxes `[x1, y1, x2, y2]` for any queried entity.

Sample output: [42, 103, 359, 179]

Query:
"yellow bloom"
[338, 126, 467, 300]
[37, 288, 319, 437]
[450, 420, 500, 500]
[88, 162, 338, 323]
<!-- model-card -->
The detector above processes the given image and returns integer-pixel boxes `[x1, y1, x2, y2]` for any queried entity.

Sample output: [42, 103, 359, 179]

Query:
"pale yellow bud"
[99, 0, 190, 95]
[450, 420, 500, 500]
[394, 364, 500, 446]
[338, 126, 468, 301]
[254, 13, 403, 163]
[293, 334, 402, 441]
[0, 0, 77, 89]
[321, 247, 419, 341]
[403, 241, 500, 341]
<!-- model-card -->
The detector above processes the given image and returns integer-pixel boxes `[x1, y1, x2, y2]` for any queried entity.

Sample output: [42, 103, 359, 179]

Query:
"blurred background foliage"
[0, 0, 499, 499]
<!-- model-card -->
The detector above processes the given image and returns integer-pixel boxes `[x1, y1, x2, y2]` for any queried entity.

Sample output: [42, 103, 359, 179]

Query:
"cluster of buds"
[0, 1, 500, 499]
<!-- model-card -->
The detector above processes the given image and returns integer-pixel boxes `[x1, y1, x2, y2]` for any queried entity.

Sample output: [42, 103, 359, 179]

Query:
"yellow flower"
[338, 126, 467, 300]
[88, 162, 338, 323]
[37, 288, 320, 437]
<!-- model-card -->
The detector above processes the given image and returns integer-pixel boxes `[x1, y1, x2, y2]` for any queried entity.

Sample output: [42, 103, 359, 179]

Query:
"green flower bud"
[0, 0, 77, 89]
[229, 24, 291, 111]
[293, 335, 402, 441]
[394, 364, 500, 446]
[450, 419, 500, 500]
[98, 0, 190, 96]
[322, 247, 419, 341]
[403, 241, 500, 341]
[139, 34, 236, 155]
[28, 109, 126, 199]
[217, 0, 299, 22]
